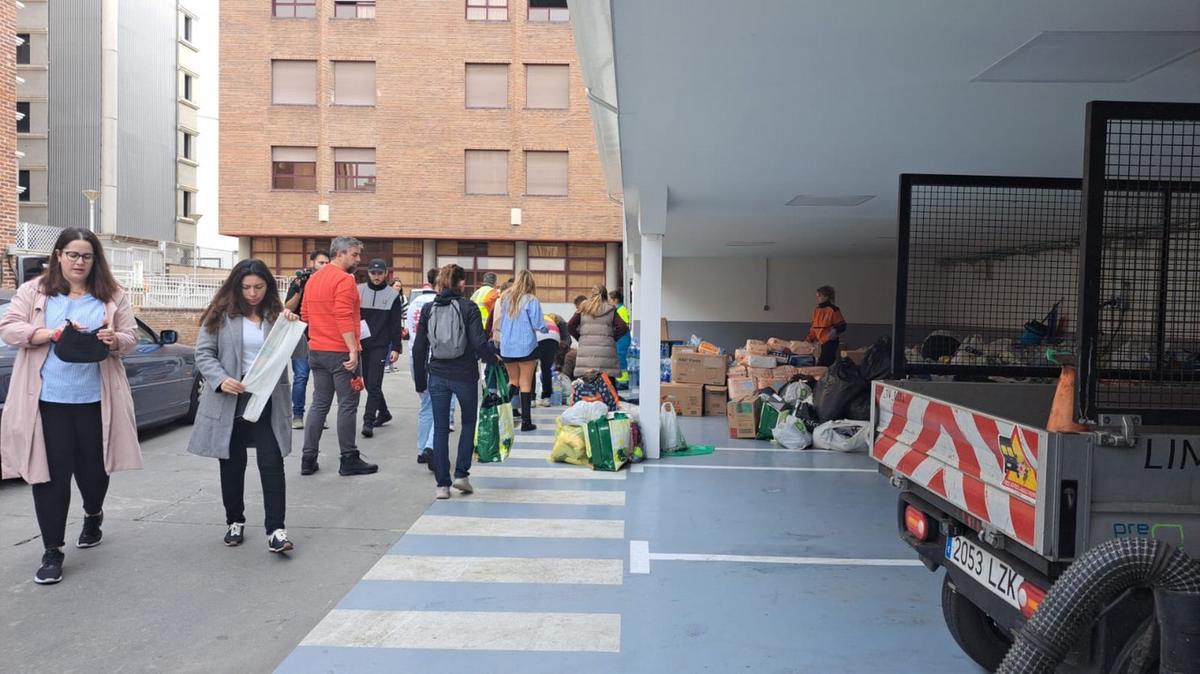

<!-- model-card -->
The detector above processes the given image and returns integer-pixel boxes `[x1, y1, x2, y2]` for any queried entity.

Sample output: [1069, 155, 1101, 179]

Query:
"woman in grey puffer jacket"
[567, 285, 629, 377]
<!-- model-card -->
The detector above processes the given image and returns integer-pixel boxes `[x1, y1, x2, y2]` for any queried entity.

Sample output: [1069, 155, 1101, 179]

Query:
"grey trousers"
[302, 350, 360, 457]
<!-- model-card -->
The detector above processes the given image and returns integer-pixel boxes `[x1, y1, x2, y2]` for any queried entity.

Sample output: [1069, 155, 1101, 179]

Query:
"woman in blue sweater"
[495, 270, 545, 431]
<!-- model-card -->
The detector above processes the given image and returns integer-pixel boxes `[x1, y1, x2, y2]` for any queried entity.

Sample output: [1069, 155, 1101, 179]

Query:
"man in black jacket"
[358, 259, 405, 438]
[412, 264, 497, 499]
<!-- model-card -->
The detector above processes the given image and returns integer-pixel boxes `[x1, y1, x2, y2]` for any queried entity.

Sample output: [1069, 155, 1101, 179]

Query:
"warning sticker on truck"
[999, 430, 1037, 498]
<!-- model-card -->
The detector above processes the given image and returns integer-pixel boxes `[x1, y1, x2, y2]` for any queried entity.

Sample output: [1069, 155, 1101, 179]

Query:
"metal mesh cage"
[1078, 102, 1200, 425]
[894, 174, 1082, 377]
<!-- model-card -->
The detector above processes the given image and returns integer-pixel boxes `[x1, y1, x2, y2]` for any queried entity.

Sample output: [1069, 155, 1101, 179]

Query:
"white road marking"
[641, 464, 876, 474]
[302, 609, 621, 652]
[513, 435, 555, 445]
[407, 515, 625, 539]
[629, 540, 650, 574]
[466, 488, 625, 506]
[509, 448, 552, 460]
[649, 552, 924, 567]
[471, 465, 626, 480]
[714, 446, 841, 453]
[365, 555, 624, 585]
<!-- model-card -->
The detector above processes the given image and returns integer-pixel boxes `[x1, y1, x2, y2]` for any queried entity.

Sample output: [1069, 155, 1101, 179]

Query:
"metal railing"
[114, 271, 290, 309]
[13, 222, 64, 252]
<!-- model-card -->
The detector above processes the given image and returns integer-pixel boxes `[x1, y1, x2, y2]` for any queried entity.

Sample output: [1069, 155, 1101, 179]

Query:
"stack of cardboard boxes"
[660, 347, 728, 417]
[726, 337, 827, 439]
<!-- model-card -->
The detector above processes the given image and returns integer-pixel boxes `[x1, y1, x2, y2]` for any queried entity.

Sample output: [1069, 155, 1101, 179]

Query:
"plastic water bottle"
[550, 367, 564, 406]
[628, 340, 640, 390]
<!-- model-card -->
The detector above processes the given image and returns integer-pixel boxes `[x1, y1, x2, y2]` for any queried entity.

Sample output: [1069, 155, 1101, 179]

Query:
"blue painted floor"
[278, 412, 981, 673]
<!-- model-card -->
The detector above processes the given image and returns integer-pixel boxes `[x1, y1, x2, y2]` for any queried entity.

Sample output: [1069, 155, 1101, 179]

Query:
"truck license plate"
[945, 536, 1023, 610]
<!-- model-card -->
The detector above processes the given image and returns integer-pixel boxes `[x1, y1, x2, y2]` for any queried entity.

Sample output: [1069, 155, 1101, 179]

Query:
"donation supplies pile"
[549, 398, 645, 471]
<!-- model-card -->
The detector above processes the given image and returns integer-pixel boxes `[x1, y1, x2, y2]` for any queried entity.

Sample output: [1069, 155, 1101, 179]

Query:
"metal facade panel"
[48, 1, 102, 230]
[117, 0, 177, 241]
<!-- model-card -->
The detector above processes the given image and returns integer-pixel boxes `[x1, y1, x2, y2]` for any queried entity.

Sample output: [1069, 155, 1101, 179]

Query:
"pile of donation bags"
[548, 376, 645, 471]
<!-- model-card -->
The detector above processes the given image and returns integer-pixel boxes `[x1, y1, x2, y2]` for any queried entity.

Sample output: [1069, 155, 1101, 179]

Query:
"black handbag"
[54, 322, 110, 363]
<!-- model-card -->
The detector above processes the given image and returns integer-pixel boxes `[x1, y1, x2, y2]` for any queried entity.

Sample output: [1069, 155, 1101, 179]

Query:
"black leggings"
[220, 399, 286, 535]
[537, 340, 559, 400]
[34, 401, 109, 550]
[818, 340, 840, 367]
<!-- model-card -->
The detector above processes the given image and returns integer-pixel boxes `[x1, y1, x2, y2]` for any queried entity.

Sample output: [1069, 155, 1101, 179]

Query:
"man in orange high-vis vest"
[806, 285, 847, 366]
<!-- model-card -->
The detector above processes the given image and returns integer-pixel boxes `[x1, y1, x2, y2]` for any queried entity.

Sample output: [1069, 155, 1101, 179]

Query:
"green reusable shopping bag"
[585, 412, 630, 472]
[757, 403, 783, 440]
[475, 366, 514, 463]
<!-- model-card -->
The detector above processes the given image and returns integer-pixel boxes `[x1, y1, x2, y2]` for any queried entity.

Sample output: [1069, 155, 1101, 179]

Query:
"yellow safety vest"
[470, 285, 494, 327]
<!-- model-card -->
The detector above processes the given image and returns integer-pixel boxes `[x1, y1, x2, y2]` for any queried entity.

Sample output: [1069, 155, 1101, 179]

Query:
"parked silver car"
[0, 289, 200, 430]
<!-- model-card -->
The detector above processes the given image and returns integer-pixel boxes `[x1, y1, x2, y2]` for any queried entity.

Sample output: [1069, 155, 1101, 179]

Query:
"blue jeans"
[291, 356, 310, 418]
[429, 375, 478, 488]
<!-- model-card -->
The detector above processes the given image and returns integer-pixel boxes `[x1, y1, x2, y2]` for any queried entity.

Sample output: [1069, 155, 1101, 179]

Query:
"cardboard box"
[755, 376, 788, 392]
[703, 385, 728, 416]
[672, 351, 728, 386]
[745, 342, 770, 356]
[797, 366, 829, 380]
[843, 348, 868, 366]
[661, 317, 670, 341]
[727, 397, 758, 438]
[660, 383, 704, 417]
[773, 365, 798, 379]
[727, 376, 755, 400]
[746, 355, 777, 369]
[748, 367, 775, 380]
[789, 340, 816, 356]
[672, 344, 693, 356]
[727, 364, 747, 378]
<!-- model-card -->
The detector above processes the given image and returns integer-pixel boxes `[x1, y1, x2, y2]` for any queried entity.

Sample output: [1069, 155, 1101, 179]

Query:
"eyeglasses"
[61, 251, 95, 263]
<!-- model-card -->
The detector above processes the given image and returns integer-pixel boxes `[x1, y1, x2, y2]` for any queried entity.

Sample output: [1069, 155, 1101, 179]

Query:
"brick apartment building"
[219, 0, 623, 302]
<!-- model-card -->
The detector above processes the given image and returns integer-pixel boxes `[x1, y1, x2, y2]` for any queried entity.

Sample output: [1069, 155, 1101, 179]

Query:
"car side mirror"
[159, 330, 178, 345]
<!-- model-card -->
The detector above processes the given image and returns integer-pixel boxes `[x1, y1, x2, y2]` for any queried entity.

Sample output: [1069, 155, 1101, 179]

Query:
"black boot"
[339, 451, 379, 476]
[300, 454, 319, 476]
[510, 385, 522, 417]
[361, 420, 374, 438]
[520, 392, 537, 432]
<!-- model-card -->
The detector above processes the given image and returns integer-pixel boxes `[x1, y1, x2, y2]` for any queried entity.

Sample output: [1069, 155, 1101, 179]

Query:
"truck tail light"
[904, 505, 934, 541]
[1018, 581, 1046, 618]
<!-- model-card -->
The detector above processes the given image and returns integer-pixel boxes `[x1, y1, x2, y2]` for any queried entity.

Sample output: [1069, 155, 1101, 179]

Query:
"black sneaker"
[417, 448, 432, 464]
[300, 456, 319, 476]
[521, 422, 539, 432]
[77, 511, 103, 548]
[375, 412, 392, 427]
[34, 548, 64, 585]
[339, 451, 379, 476]
[224, 522, 245, 546]
[361, 423, 374, 438]
[267, 529, 293, 553]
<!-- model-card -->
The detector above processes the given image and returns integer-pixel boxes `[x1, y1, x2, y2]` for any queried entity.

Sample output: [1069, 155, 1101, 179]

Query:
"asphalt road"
[0, 359, 436, 673]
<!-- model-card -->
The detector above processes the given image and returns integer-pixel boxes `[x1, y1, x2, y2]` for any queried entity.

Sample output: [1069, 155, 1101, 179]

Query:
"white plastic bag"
[780, 380, 812, 407]
[660, 402, 683, 453]
[772, 414, 812, 449]
[241, 319, 307, 422]
[560, 400, 609, 427]
[812, 420, 870, 452]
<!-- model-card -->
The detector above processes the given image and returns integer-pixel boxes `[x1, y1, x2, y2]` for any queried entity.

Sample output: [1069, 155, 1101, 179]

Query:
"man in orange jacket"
[806, 285, 847, 367]
[299, 236, 378, 477]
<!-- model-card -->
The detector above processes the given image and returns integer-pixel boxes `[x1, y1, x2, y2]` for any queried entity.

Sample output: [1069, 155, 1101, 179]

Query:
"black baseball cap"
[367, 258, 388, 272]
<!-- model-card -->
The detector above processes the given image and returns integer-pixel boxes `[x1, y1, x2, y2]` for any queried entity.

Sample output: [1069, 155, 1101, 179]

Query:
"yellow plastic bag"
[549, 419, 589, 465]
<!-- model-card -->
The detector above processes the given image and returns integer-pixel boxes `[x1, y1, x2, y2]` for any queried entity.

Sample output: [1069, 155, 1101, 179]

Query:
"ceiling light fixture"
[786, 194, 875, 207]
[974, 31, 1200, 83]
[725, 241, 776, 247]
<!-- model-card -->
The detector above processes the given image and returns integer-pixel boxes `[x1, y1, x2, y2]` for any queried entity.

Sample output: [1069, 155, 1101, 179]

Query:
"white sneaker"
[435, 486, 451, 500]
[535, 398, 550, 408]
[267, 529, 293, 553]
[452, 477, 474, 494]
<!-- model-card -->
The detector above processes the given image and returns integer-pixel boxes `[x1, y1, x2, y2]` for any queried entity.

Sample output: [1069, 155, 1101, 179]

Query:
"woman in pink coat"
[0, 228, 141, 585]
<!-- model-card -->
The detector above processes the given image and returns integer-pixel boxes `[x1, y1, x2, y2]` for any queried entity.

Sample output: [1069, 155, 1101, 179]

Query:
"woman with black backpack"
[411, 264, 497, 500]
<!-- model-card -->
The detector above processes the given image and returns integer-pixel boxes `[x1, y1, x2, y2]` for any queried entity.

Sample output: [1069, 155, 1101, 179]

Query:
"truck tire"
[942, 573, 1013, 671]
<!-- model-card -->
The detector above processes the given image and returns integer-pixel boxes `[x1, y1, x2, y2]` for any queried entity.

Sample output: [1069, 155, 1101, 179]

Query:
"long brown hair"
[435, 264, 466, 293]
[199, 259, 283, 333]
[502, 269, 537, 319]
[579, 284, 610, 317]
[39, 228, 120, 302]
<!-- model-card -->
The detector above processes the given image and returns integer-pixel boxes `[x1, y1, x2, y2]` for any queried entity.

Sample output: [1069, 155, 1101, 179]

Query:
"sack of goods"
[811, 357, 868, 422]
[549, 418, 590, 465]
[571, 371, 621, 410]
[772, 412, 813, 450]
[586, 412, 632, 471]
[475, 364, 514, 463]
[812, 420, 870, 452]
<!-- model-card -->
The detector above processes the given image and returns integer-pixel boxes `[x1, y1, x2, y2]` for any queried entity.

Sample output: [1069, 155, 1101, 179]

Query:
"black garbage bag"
[812, 357, 868, 422]
[920, 331, 960, 362]
[859, 336, 892, 381]
[794, 402, 820, 430]
[846, 392, 872, 421]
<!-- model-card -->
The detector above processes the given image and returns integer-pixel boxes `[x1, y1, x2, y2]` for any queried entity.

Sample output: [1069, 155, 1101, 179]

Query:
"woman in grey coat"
[187, 259, 299, 553]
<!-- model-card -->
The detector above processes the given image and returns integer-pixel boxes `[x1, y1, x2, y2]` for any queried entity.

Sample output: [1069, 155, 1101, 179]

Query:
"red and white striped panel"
[871, 382, 1042, 552]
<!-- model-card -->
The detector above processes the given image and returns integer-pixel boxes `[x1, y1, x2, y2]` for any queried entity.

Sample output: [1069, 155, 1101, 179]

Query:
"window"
[16, 33, 29, 65]
[18, 170, 29, 202]
[272, 147, 317, 190]
[436, 241, 514, 296]
[525, 151, 568, 196]
[333, 61, 376, 106]
[528, 243, 607, 302]
[334, 148, 376, 192]
[180, 190, 193, 218]
[182, 132, 195, 160]
[273, 0, 316, 18]
[183, 73, 194, 102]
[526, 64, 569, 109]
[183, 15, 194, 42]
[465, 64, 508, 109]
[271, 60, 317, 105]
[17, 102, 30, 134]
[252, 237, 331, 276]
[334, 0, 376, 18]
[465, 150, 508, 195]
[391, 239, 424, 288]
[528, 0, 568, 23]
[466, 0, 507, 21]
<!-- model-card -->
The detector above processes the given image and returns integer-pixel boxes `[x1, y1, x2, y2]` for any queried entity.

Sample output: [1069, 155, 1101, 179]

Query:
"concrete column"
[99, 0, 119, 234]
[237, 236, 251, 260]
[422, 239, 436, 272]
[515, 241, 528, 272]
[637, 233, 663, 459]
[605, 242, 621, 291]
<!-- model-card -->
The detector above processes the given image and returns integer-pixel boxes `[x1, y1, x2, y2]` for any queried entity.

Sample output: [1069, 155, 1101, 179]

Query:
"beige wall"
[219, 0, 621, 243]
